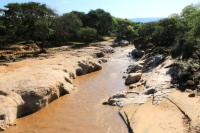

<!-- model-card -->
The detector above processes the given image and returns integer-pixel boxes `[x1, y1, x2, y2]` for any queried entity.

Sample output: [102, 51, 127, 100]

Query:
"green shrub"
[79, 27, 97, 42]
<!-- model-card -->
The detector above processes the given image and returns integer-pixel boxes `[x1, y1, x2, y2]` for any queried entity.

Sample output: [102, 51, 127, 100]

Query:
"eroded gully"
[4, 46, 134, 133]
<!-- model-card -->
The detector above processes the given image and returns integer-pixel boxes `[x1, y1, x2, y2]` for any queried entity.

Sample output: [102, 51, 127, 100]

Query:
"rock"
[143, 88, 157, 95]
[198, 85, 200, 89]
[125, 73, 142, 85]
[0, 92, 24, 131]
[188, 93, 195, 97]
[131, 49, 145, 59]
[192, 53, 199, 59]
[187, 80, 195, 86]
[129, 84, 137, 89]
[146, 43, 154, 48]
[75, 67, 83, 76]
[122, 75, 127, 79]
[104, 95, 148, 107]
[98, 58, 107, 64]
[120, 40, 129, 45]
[138, 61, 145, 65]
[101, 46, 114, 53]
[76, 60, 102, 76]
[185, 89, 193, 93]
[127, 63, 143, 73]
[95, 52, 105, 58]
[143, 54, 165, 72]
[140, 80, 147, 86]
[112, 40, 129, 47]
[103, 92, 126, 106]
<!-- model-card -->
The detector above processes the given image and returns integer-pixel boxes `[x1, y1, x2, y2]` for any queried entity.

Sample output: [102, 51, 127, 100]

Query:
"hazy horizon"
[0, 0, 199, 18]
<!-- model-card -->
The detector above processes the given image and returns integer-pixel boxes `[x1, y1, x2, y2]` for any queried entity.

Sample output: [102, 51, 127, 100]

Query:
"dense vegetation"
[134, 4, 200, 89]
[0, 2, 200, 59]
[1, 2, 199, 55]
[136, 5, 200, 60]
[0, 2, 139, 48]
[0, 2, 113, 46]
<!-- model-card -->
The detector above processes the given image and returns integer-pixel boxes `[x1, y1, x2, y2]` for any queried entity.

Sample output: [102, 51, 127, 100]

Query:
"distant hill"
[131, 17, 163, 23]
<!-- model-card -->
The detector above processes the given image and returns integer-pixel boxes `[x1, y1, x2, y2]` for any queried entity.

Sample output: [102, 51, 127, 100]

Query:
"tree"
[70, 11, 87, 26]
[115, 18, 138, 42]
[2, 2, 56, 42]
[153, 17, 179, 47]
[79, 27, 97, 42]
[54, 13, 82, 42]
[86, 9, 113, 36]
[138, 22, 156, 44]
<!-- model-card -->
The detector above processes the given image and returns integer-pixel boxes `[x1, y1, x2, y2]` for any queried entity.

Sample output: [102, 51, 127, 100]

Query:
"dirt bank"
[0, 40, 114, 130]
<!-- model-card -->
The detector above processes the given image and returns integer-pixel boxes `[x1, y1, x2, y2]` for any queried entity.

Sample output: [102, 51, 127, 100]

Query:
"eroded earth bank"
[0, 40, 117, 131]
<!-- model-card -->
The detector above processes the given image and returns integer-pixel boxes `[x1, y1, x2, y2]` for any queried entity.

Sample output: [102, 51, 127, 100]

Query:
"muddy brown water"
[5, 46, 133, 133]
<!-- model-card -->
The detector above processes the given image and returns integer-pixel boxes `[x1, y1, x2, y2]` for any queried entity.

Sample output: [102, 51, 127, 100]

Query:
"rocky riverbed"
[104, 48, 200, 133]
[0, 40, 114, 131]
[0, 40, 199, 133]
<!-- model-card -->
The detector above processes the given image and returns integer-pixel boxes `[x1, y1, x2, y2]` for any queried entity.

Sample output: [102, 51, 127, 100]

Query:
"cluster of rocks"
[112, 40, 130, 47]
[130, 49, 144, 59]
[129, 49, 166, 71]
[104, 47, 200, 133]
[104, 73, 173, 107]
[125, 73, 142, 85]
[142, 54, 166, 72]
[167, 61, 200, 91]
[135, 44, 200, 92]
[104, 48, 176, 107]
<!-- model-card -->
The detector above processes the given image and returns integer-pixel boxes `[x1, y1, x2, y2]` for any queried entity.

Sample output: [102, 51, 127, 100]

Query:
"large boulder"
[100, 46, 114, 53]
[131, 49, 145, 59]
[95, 52, 105, 58]
[167, 62, 199, 90]
[103, 91, 148, 107]
[120, 40, 129, 46]
[76, 60, 102, 76]
[143, 54, 165, 72]
[0, 64, 74, 130]
[125, 73, 142, 85]
[0, 92, 24, 131]
[127, 63, 143, 73]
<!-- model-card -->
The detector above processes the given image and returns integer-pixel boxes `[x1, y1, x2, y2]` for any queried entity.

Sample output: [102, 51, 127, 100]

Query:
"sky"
[0, 0, 199, 18]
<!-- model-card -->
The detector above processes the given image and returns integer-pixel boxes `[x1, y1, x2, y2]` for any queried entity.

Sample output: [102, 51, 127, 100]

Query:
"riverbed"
[4, 46, 133, 133]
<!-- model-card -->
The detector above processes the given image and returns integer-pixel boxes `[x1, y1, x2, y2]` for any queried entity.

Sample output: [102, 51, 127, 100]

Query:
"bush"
[54, 13, 82, 42]
[79, 27, 97, 42]
[115, 18, 139, 42]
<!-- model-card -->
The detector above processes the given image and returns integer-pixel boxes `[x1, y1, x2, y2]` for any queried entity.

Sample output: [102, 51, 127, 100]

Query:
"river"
[4, 46, 133, 133]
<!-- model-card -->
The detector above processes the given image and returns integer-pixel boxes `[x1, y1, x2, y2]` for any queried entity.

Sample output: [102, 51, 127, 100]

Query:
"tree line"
[135, 4, 200, 59]
[0, 2, 200, 60]
[0, 2, 139, 48]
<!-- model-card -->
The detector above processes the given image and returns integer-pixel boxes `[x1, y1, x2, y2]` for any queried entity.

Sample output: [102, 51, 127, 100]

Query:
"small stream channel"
[5, 46, 134, 133]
